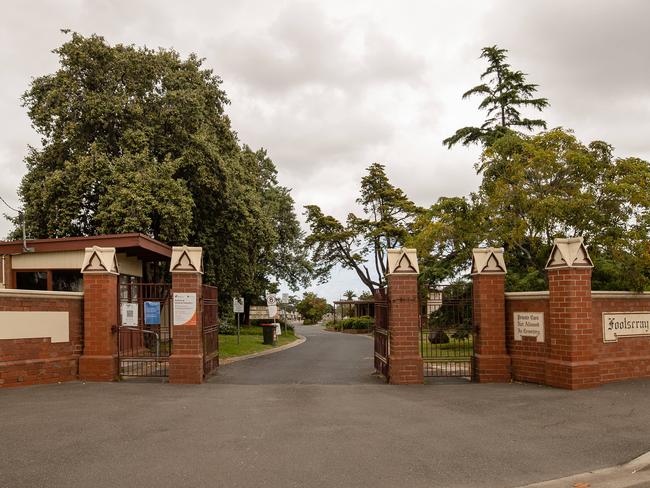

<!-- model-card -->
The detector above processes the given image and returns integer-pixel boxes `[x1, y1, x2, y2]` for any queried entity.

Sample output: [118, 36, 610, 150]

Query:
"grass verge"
[219, 327, 298, 359]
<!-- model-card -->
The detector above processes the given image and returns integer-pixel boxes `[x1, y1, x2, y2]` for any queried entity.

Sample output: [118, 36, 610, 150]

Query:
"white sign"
[603, 312, 650, 343]
[274, 322, 282, 336]
[281, 293, 289, 304]
[266, 293, 277, 318]
[233, 297, 244, 314]
[121, 303, 139, 327]
[173, 293, 197, 326]
[514, 312, 545, 342]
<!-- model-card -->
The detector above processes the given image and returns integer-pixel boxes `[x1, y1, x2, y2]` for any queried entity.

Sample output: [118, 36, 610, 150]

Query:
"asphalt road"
[212, 324, 380, 385]
[2, 325, 650, 488]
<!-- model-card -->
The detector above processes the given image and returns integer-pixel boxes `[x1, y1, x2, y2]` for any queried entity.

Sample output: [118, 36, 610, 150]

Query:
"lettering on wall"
[514, 312, 545, 342]
[602, 312, 650, 343]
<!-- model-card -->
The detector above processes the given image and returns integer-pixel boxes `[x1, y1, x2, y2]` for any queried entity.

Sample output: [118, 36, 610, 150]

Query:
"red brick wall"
[0, 292, 83, 388]
[78, 273, 118, 381]
[505, 296, 549, 384]
[472, 274, 511, 382]
[592, 295, 650, 384]
[546, 268, 599, 389]
[169, 272, 204, 384]
[387, 273, 423, 385]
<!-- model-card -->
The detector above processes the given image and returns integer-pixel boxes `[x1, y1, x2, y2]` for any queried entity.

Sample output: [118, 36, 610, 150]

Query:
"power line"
[0, 195, 20, 214]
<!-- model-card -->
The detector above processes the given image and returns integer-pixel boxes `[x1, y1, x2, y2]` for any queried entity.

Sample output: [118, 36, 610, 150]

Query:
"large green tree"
[443, 45, 549, 150]
[16, 31, 310, 297]
[305, 163, 421, 294]
[415, 129, 650, 291]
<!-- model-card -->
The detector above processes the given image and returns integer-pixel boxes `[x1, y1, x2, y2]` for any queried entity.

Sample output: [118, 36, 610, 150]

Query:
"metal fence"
[202, 284, 219, 377]
[373, 288, 389, 381]
[420, 283, 473, 378]
[118, 282, 172, 378]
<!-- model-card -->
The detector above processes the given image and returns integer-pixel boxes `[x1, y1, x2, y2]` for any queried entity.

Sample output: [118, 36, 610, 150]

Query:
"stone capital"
[471, 247, 506, 275]
[81, 246, 119, 275]
[386, 248, 419, 275]
[171, 246, 203, 274]
[545, 237, 593, 270]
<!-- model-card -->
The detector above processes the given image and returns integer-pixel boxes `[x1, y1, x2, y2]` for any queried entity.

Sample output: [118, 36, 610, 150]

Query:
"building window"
[15, 271, 48, 291]
[52, 270, 83, 292]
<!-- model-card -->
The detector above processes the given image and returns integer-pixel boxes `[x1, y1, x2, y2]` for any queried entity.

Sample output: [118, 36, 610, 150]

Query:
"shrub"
[335, 315, 374, 331]
[428, 330, 450, 344]
[219, 321, 237, 335]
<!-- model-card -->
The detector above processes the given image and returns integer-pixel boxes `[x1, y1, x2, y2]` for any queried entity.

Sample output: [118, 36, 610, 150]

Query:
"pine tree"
[443, 46, 549, 149]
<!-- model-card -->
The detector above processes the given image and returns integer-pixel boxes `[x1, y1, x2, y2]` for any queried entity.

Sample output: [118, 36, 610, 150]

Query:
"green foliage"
[416, 128, 650, 291]
[331, 315, 374, 331]
[305, 163, 421, 293]
[443, 45, 548, 150]
[15, 32, 311, 299]
[357, 291, 374, 300]
[296, 292, 328, 324]
[342, 290, 356, 300]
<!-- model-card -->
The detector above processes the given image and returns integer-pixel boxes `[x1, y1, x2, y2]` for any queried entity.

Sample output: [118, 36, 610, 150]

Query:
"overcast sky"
[1, 0, 649, 301]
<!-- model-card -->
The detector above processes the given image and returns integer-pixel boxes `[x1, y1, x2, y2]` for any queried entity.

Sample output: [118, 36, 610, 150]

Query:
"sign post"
[233, 297, 244, 345]
[281, 293, 289, 333]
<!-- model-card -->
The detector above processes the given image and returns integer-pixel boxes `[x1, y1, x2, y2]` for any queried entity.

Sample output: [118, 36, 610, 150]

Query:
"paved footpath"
[1, 325, 650, 488]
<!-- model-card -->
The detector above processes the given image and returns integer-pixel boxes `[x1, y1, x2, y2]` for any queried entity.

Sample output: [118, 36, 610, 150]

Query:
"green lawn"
[219, 327, 298, 359]
[420, 334, 473, 358]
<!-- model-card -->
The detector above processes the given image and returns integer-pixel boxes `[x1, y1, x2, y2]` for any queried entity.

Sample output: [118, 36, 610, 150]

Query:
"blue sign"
[144, 301, 161, 325]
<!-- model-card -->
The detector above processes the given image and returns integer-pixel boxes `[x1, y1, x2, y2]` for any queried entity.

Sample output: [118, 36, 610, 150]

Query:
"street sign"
[233, 297, 244, 314]
[281, 293, 289, 304]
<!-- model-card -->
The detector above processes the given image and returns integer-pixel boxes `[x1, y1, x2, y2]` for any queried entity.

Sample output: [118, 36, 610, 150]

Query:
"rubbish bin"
[260, 323, 277, 345]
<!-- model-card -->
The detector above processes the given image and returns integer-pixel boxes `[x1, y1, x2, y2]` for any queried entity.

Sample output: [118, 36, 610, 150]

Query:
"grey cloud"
[227, 85, 394, 175]
[211, 2, 426, 94]
[477, 0, 650, 158]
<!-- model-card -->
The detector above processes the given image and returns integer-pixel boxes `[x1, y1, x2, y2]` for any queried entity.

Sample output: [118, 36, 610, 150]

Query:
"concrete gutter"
[219, 333, 306, 366]
[517, 451, 650, 488]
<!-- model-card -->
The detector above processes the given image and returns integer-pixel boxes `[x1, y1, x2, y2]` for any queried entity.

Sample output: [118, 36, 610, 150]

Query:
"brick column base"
[473, 354, 511, 383]
[389, 357, 424, 385]
[169, 355, 203, 384]
[79, 355, 118, 382]
[545, 359, 600, 390]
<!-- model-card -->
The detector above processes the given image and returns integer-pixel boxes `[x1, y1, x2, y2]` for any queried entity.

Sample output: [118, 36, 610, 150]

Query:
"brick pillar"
[471, 248, 511, 382]
[545, 238, 599, 389]
[79, 247, 119, 381]
[386, 248, 423, 385]
[169, 246, 204, 384]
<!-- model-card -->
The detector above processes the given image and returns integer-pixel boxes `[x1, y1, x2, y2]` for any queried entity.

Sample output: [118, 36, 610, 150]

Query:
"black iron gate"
[201, 285, 219, 377]
[420, 283, 473, 377]
[373, 288, 389, 381]
[118, 282, 172, 378]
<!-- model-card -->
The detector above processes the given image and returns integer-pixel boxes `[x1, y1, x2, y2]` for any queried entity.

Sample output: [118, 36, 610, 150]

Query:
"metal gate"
[420, 283, 473, 377]
[373, 288, 389, 381]
[201, 284, 219, 377]
[118, 282, 172, 378]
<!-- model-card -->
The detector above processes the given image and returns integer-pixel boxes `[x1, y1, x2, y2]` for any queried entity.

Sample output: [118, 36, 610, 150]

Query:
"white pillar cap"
[170, 246, 203, 274]
[545, 237, 593, 270]
[471, 247, 507, 275]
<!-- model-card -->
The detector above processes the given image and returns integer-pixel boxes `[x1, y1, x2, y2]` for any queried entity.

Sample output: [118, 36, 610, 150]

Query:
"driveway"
[212, 324, 379, 385]
[1, 325, 650, 488]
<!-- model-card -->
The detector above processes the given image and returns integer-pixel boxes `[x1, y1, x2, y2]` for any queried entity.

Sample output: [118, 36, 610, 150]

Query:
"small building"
[0, 233, 172, 291]
[334, 299, 375, 319]
[0, 233, 217, 388]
